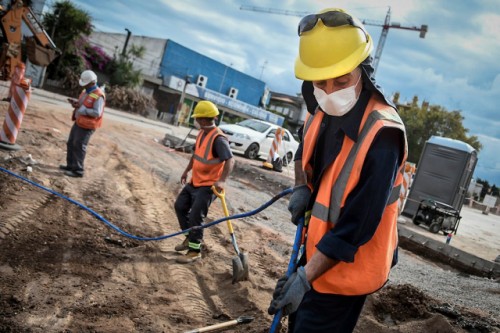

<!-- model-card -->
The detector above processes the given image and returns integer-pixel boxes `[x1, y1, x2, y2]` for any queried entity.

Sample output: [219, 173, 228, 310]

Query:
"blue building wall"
[160, 40, 266, 106]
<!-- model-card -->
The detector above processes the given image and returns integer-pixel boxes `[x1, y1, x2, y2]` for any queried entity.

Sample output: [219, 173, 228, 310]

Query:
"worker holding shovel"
[174, 100, 235, 264]
[268, 7, 407, 333]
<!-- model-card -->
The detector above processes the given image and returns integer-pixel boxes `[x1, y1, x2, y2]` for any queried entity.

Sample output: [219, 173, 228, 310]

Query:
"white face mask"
[194, 120, 215, 130]
[313, 74, 361, 117]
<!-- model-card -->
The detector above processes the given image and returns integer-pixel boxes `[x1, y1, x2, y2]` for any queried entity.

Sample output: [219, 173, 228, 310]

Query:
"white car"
[219, 119, 299, 164]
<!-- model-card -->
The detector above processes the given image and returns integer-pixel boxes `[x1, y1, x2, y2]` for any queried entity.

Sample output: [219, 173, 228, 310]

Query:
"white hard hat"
[79, 70, 97, 86]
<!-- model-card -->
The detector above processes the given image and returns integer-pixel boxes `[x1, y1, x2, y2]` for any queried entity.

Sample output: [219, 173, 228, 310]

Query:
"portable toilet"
[402, 136, 478, 218]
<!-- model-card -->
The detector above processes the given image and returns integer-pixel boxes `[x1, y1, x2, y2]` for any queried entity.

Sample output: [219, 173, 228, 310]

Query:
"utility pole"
[122, 28, 132, 56]
[219, 63, 233, 92]
[259, 60, 268, 80]
[50, 10, 59, 40]
[174, 75, 192, 126]
[240, 5, 428, 76]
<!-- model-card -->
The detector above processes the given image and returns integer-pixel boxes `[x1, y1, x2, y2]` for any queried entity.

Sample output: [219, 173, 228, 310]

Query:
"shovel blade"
[231, 252, 249, 283]
[240, 252, 249, 280]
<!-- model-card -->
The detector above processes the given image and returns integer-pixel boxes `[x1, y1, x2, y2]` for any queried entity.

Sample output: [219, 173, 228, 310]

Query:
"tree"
[106, 45, 145, 88]
[491, 185, 499, 197]
[43, 0, 93, 79]
[397, 95, 482, 163]
[477, 178, 499, 199]
[476, 178, 490, 200]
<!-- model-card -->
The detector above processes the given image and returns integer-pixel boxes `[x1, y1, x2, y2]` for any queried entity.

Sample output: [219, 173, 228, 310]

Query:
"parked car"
[219, 119, 299, 164]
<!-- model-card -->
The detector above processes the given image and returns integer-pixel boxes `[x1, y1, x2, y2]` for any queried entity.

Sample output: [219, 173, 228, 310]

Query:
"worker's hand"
[180, 170, 189, 185]
[213, 180, 226, 193]
[267, 266, 311, 316]
[68, 98, 79, 108]
[288, 185, 311, 225]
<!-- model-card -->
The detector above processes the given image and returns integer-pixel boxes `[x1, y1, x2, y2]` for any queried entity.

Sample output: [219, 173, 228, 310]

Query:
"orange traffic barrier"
[398, 162, 416, 213]
[8, 63, 26, 100]
[263, 128, 284, 170]
[0, 77, 32, 150]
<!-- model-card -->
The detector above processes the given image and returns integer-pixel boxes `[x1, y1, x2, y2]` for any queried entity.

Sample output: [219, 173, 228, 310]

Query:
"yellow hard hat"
[294, 8, 373, 81]
[191, 100, 219, 118]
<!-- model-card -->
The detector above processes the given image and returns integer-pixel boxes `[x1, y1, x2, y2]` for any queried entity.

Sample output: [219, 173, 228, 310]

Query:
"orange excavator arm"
[0, 0, 58, 80]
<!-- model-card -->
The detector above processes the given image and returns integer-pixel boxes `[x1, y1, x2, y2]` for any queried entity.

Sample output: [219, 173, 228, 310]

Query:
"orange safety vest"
[191, 127, 227, 187]
[75, 87, 105, 130]
[302, 95, 408, 295]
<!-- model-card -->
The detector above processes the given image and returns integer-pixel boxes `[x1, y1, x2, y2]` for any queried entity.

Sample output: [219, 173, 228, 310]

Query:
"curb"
[398, 225, 499, 279]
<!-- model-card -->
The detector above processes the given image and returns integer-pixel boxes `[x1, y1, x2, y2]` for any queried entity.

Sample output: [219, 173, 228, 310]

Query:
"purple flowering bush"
[79, 37, 112, 71]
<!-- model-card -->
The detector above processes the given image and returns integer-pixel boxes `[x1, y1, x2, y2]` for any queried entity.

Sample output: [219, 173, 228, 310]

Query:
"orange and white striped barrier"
[0, 77, 32, 151]
[8, 63, 26, 100]
[398, 162, 416, 214]
[263, 127, 284, 170]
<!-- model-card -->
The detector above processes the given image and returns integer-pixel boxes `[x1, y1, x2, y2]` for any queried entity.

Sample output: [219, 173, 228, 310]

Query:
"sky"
[64, 0, 500, 186]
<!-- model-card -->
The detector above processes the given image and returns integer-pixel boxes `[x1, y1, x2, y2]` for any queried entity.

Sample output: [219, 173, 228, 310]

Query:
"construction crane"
[240, 5, 428, 76]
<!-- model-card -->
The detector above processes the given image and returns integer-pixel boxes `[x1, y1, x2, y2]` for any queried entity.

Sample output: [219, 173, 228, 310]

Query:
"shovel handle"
[212, 186, 234, 234]
[211, 186, 225, 199]
[269, 218, 304, 333]
[184, 315, 254, 333]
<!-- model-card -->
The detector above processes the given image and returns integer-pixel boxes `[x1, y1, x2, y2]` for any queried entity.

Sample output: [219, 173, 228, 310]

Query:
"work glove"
[288, 185, 311, 225]
[267, 266, 311, 316]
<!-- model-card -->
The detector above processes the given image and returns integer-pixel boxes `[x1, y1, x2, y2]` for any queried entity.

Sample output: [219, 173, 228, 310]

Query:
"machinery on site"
[402, 136, 477, 235]
[413, 199, 462, 235]
[402, 136, 477, 217]
[0, 0, 58, 81]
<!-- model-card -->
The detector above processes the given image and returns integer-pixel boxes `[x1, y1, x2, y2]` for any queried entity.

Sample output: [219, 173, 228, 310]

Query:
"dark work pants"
[174, 183, 216, 249]
[66, 123, 94, 175]
[288, 289, 367, 333]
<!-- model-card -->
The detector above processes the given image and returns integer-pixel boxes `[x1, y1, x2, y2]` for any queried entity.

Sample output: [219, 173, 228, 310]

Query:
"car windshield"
[237, 119, 271, 133]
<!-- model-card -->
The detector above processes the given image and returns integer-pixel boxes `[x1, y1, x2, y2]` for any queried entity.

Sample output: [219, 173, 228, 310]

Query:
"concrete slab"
[398, 205, 500, 278]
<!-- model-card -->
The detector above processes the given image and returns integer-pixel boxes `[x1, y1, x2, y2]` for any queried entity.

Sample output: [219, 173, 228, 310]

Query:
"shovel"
[269, 217, 304, 333]
[184, 315, 254, 333]
[212, 186, 249, 283]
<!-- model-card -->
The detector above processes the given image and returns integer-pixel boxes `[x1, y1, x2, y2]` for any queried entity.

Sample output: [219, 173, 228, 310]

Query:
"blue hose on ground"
[269, 217, 304, 333]
[0, 166, 292, 241]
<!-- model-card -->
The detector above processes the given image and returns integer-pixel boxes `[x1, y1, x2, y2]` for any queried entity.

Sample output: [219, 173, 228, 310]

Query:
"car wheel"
[282, 152, 293, 166]
[245, 143, 259, 159]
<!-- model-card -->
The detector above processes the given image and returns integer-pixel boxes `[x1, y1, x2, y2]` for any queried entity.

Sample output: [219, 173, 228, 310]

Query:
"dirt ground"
[0, 96, 499, 333]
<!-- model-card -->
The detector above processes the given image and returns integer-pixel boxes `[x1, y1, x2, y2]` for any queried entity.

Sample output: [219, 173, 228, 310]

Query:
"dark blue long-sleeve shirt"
[296, 89, 403, 263]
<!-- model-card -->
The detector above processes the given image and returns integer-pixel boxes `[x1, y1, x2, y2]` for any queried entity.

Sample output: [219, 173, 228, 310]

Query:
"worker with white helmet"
[60, 69, 105, 177]
[173, 100, 235, 263]
[268, 8, 408, 332]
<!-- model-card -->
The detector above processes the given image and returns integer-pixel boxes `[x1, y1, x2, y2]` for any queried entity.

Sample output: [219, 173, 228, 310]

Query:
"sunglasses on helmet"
[298, 10, 367, 40]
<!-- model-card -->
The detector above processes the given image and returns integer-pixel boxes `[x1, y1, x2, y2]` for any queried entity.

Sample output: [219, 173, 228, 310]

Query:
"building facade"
[88, 33, 288, 126]
[267, 91, 307, 136]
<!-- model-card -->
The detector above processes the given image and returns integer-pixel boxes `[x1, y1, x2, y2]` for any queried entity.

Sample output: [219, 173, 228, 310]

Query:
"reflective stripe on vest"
[191, 127, 226, 186]
[311, 109, 405, 224]
[303, 95, 408, 295]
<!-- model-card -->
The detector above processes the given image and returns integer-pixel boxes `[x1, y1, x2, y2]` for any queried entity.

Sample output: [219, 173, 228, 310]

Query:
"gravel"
[390, 249, 500, 319]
